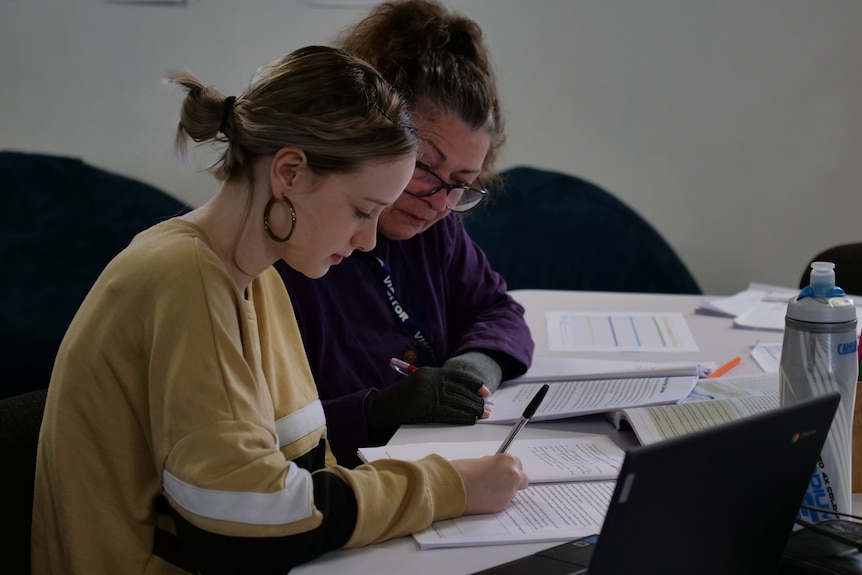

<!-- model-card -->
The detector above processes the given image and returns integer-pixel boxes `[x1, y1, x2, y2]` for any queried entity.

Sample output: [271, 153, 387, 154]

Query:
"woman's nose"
[353, 221, 378, 252]
[423, 189, 450, 212]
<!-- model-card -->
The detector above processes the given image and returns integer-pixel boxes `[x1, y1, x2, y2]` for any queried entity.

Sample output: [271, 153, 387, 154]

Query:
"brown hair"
[165, 45, 418, 182]
[336, 0, 504, 182]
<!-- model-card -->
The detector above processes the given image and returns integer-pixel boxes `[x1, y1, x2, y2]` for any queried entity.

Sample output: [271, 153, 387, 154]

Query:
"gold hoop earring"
[263, 196, 296, 243]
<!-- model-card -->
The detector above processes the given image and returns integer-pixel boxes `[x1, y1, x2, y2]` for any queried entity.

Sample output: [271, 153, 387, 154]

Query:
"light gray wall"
[3, 0, 861, 295]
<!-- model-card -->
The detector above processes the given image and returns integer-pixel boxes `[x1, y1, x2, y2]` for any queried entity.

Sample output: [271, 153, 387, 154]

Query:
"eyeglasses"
[403, 162, 487, 213]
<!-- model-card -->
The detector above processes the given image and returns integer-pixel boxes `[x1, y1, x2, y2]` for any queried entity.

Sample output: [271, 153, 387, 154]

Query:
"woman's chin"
[379, 219, 423, 241]
[288, 262, 330, 280]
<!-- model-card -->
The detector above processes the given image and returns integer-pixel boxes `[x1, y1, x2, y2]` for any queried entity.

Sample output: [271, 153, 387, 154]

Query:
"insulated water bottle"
[780, 261, 858, 521]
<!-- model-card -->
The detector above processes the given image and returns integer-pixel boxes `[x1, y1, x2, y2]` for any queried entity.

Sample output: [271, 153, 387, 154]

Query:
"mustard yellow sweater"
[32, 220, 464, 574]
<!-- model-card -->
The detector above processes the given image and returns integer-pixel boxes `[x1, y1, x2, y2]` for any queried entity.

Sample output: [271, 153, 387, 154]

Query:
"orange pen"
[708, 356, 742, 379]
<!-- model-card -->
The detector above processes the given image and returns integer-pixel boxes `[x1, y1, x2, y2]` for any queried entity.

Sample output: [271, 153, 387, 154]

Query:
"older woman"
[276, 0, 534, 467]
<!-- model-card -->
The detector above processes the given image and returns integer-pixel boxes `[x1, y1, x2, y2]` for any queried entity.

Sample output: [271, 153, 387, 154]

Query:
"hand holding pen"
[370, 357, 491, 426]
[382, 357, 531, 512]
[389, 357, 494, 408]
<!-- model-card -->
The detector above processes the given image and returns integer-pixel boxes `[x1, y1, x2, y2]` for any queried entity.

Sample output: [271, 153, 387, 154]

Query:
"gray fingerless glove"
[443, 351, 504, 393]
[365, 364, 486, 435]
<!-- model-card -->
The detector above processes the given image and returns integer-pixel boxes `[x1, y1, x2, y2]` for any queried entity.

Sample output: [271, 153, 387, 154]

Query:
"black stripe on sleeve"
[169, 468, 357, 574]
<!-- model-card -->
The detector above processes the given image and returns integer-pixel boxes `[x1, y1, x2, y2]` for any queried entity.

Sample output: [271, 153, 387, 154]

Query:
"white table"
[294, 290, 789, 574]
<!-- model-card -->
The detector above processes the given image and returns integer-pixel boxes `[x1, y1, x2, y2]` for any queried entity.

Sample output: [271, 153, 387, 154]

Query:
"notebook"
[472, 392, 840, 575]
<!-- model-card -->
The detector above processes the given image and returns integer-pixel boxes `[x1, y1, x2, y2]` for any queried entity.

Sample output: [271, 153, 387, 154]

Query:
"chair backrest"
[464, 166, 701, 294]
[0, 151, 191, 399]
[0, 387, 48, 575]
[798, 243, 862, 296]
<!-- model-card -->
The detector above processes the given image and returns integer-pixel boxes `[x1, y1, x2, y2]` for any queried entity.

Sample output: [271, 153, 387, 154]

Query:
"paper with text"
[412, 481, 615, 549]
[358, 435, 624, 484]
[482, 376, 698, 424]
[610, 373, 780, 444]
[546, 311, 698, 352]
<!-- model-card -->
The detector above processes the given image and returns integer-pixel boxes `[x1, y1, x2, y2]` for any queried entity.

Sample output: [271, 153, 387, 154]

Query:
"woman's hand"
[450, 454, 529, 515]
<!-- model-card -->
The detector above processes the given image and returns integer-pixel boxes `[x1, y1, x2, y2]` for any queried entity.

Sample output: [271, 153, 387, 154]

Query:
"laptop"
[473, 392, 841, 575]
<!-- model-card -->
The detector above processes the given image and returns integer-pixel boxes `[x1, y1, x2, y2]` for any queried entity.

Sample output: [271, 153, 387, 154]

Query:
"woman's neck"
[181, 185, 268, 294]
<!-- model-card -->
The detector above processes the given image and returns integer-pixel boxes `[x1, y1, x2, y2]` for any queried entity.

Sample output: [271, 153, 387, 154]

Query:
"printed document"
[482, 376, 698, 424]
[358, 435, 624, 483]
[412, 481, 615, 549]
[546, 311, 698, 352]
[610, 373, 780, 445]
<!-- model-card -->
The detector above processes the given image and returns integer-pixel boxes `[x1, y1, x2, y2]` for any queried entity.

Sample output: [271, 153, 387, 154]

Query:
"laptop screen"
[474, 393, 840, 575]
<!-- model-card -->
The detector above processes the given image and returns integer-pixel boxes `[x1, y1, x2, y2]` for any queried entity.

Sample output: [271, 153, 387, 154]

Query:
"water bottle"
[780, 261, 858, 521]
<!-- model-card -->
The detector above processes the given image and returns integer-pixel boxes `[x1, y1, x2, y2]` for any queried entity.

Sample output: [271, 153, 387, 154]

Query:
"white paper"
[751, 343, 782, 373]
[412, 481, 615, 549]
[735, 301, 862, 333]
[697, 285, 797, 318]
[510, 355, 702, 384]
[610, 373, 780, 445]
[732, 301, 788, 331]
[697, 289, 774, 317]
[696, 283, 862, 334]
[358, 435, 624, 484]
[482, 376, 698, 424]
[545, 311, 699, 352]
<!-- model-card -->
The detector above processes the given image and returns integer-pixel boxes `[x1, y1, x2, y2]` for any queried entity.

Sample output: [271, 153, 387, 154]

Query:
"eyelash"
[354, 209, 374, 220]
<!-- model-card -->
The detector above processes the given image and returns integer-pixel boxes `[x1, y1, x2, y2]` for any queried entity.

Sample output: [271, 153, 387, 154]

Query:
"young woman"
[276, 0, 536, 467]
[32, 45, 528, 575]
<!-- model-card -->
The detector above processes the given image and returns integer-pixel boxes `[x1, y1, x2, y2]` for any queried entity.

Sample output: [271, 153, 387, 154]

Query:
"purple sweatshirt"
[275, 213, 534, 466]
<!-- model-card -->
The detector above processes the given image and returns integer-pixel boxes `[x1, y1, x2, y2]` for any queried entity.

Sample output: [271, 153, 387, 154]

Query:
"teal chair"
[464, 166, 701, 295]
[0, 151, 191, 399]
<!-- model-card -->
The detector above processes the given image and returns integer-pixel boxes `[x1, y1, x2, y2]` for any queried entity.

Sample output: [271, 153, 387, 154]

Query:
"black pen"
[495, 384, 550, 454]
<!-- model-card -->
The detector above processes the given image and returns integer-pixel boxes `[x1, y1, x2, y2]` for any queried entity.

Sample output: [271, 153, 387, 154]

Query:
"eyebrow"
[421, 139, 481, 181]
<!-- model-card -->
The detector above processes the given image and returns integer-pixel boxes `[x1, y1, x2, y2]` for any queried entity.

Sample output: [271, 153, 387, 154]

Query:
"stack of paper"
[545, 311, 700, 352]
[411, 481, 615, 549]
[359, 435, 625, 483]
[608, 373, 780, 445]
[359, 435, 623, 549]
[483, 375, 698, 424]
[695, 283, 798, 331]
[698, 283, 862, 333]
[510, 355, 705, 383]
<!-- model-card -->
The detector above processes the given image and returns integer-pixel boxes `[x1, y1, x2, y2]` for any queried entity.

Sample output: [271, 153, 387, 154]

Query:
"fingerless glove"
[364, 364, 486, 436]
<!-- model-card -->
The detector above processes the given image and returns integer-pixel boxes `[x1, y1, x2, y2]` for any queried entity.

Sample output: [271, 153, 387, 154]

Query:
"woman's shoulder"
[105, 218, 226, 290]
[122, 219, 214, 265]
[130, 217, 208, 250]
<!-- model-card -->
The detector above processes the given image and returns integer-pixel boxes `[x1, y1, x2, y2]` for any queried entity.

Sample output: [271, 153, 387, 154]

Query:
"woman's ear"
[271, 147, 308, 194]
